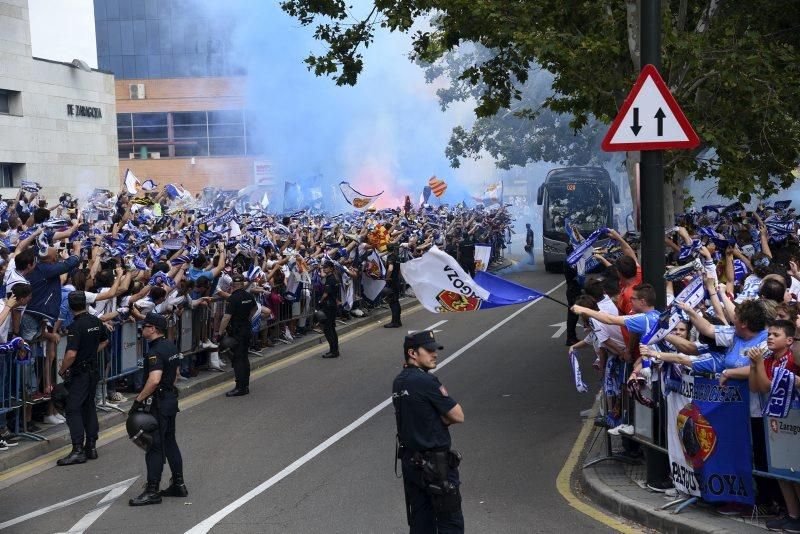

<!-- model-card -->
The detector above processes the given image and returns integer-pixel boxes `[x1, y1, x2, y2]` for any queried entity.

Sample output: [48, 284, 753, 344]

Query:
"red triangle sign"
[601, 64, 700, 152]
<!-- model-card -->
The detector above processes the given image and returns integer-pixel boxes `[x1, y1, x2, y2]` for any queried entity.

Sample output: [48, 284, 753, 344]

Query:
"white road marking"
[549, 321, 567, 338]
[186, 281, 565, 534]
[0, 476, 138, 531]
[407, 319, 447, 335]
[60, 478, 137, 534]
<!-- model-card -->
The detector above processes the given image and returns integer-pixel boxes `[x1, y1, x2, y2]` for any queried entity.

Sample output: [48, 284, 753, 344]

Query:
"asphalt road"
[0, 266, 618, 534]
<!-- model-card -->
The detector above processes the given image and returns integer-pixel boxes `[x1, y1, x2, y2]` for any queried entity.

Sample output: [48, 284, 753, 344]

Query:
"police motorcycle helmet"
[126, 411, 159, 451]
[313, 309, 327, 323]
[219, 334, 239, 354]
[50, 383, 69, 415]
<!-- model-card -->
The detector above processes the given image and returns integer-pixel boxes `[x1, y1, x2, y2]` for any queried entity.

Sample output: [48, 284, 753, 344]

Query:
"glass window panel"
[0, 91, 9, 114]
[208, 110, 243, 125]
[137, 143, 170, 158]
[146, 20, 160, 54]
[106, 0, 119, 20]
[106, 21, 122, 55]
[133, 126, 168, 140]
[132, 112, 167, 127]
[132, 0, 146, 20]
[120, 20, 135, 55]
[118, 0, 132, 20]
[116, 113, 132, 127]
[133, 21, 147, 54]
[109, 55, 124, 76]
[173, 124, 207, 139]
[122, 55, 137, 78]
[145, 0, 159, 20]
[94, 1, 106, 21]
[208, 124, 244, 138]
[172, 111, 206, 126]
[174, 140, 209, 158]
[134, 55, 148, 78]
[209, 137, 245, 156]
[117, 127, 133, 141]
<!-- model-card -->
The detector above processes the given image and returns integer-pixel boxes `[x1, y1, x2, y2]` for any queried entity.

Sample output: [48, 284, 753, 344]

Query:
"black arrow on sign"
[630, 108, 641, 136]
[654, 108, 666, 136]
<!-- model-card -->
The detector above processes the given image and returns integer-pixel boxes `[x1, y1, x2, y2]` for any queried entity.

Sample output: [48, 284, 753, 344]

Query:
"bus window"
[544, 183, 610, 234]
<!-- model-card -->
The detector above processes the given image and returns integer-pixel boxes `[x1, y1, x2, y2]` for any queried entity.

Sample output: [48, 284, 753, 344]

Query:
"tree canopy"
[281, 0, 800, 209]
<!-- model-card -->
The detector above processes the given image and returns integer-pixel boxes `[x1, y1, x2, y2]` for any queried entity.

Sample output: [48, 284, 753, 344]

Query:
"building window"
[0, 164, 15, 188]
[0, 89, 21, 116]
[117, 109, 253, 159]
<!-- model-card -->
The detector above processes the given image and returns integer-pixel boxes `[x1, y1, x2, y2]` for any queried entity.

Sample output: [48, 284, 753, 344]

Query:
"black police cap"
[67, 290, 87, 311]
[403, 330, 443, 352]
[143, 312, 168, 333]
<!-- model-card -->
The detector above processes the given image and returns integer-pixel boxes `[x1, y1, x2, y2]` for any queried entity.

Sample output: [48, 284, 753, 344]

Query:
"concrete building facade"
[0, 0, 118, 199]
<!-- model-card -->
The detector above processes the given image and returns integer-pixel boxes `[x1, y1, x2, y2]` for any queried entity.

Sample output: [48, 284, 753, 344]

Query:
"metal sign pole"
[640, 0, 666, 309]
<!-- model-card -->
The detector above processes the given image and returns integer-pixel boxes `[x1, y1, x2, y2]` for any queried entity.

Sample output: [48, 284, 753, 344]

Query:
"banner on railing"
[667, 374, 754, 505]
[764, 399, 800, 483]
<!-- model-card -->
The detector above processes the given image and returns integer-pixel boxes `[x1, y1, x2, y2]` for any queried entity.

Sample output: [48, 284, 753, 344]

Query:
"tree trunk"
[625, 1, 641, 72]
[663, 168, 688, 227]
[625, 152, 640, 230]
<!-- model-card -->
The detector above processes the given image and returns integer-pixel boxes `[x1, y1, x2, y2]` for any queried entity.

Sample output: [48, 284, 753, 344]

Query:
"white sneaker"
[54, 413, 66, 423]
[607, 424, 626, 436]
[201, 340, 219, 350]
[0, 440, 8, 451]
[176, 374, 189, 382]
[619, 424, 635, 436]
[282, 327, 293, 341]
[44, 414, 62, 425]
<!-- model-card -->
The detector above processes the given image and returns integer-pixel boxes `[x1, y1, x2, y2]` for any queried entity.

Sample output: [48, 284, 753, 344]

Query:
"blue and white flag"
[642, 275, 705, 345]
[566, 228, 608, 266]
[568, 349, 588, 393]
[400, 247, 544, 313]
[764, 219, 794, 242]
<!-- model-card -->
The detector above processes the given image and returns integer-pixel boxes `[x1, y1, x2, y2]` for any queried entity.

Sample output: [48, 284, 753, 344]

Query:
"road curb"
[0, 299, 416, 475]
[579, 428, 762, 533]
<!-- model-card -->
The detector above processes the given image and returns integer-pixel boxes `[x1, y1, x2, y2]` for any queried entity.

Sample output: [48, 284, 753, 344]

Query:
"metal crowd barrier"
[1, 275, 386, 443]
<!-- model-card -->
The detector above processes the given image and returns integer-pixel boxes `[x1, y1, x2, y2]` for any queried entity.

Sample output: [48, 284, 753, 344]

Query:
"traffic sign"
[601, 64, 700, 151]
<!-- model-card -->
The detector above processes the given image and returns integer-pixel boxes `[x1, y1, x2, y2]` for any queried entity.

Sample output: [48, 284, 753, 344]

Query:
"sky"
[28, 0, 97, 67]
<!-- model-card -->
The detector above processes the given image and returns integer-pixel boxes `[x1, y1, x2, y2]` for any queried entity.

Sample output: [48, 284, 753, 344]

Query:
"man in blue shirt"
[186, 246, 225, 283]
[572, 282, 661, 346]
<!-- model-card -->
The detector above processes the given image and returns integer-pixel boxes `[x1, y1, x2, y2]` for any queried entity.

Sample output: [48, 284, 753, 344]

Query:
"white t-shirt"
[0, 300, 12, 341]
[591, 295, 625, 353]
[90, 287, 114, 317]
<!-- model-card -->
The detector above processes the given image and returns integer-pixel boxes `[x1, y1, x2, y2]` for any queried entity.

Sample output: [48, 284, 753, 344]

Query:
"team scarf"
[0, 337, 32, 360]
[677, 239, 702, 262]
[697, 226, 732, 250]
[664, 259, 702, 282]
[148, 271, 176, 288]
[764, 218, 794, 242]
[642, 275, 705, 345]
[604, 357, 622, 397]
[568, 349, 588, 393]
[20, 180, 41, 193]
[763, 364, 798, 419]
[566, 227, 608, 266]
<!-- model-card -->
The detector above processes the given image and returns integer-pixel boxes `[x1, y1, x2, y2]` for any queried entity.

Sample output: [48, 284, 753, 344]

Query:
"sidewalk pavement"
[579, 420, 769, 533]
[0, 299, 417, 476]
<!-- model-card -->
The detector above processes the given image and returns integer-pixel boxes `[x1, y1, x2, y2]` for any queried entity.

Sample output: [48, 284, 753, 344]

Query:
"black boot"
[129, 482, 162, 506]
[225, 387, 249, 397]
[84, 440, 98, 460]
[57, 444, 87, 466]
[160, 474, 188, 497]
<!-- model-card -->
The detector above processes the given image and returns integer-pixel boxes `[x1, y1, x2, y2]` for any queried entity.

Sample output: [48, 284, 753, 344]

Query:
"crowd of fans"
[0, 181, 512, 450]
[567, 201, 800, 530]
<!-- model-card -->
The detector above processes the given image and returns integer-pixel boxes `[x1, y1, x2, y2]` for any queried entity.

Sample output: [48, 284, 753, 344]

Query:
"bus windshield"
[544, 181, 611, 234]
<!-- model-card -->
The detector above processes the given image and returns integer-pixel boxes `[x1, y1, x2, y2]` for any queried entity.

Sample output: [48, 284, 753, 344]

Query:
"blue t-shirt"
[690, 342, 726, 374]
[714, 325, 768, 369]
[623, 309, 662, 336]
[187, 267, 214, 282]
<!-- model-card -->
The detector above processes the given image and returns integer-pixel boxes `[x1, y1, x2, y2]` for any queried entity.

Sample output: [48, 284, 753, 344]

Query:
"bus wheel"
[544, 262, 562, 274]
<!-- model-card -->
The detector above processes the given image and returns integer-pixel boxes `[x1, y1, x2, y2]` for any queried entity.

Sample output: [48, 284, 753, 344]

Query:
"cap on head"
[403, 330, 444, 353]
[68, 290, 87, 311]
[143, 311, 168, 333]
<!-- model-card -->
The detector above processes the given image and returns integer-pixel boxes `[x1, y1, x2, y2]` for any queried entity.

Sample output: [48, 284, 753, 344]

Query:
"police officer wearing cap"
[56, 291, 108, 466]
[219, 273, 256, 395]
[320, 261, 340, 358]
[129, 312, 186, 506]
[392, 331, 465, 533]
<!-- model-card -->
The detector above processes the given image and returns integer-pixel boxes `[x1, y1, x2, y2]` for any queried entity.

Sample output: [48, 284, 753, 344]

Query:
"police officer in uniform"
[220, 273, 256, 396]
[129, 312, 187, 506]
[384, 243, 403, 328]
[57, 291, 108, 466]
[393, 331, 465, 533]
[320, 261, 340, 358]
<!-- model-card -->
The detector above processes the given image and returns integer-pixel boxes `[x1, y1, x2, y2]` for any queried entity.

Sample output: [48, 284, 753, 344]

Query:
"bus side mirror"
[612, 183, 620, 203]
[536, 185, 544, 205]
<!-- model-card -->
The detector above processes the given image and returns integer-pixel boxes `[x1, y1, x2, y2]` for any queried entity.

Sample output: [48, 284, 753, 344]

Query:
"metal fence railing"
[1, 277, 391, 444]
